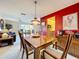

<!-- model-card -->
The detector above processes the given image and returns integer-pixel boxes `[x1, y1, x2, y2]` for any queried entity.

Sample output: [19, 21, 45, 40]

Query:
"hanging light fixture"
[31, 0, 40, 25]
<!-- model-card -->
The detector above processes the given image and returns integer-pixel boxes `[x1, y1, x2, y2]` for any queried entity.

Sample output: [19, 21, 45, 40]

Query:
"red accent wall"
[41, 3, 79, 33]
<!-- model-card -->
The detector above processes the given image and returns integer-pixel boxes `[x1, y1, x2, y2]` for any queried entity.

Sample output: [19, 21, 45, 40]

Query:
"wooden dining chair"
[18, 31, 34, 59]
[42, 34, 73, 59]
[18, 31, 23, 51]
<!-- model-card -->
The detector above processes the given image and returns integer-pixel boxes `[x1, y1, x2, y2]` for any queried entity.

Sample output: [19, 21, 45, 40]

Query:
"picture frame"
[63, 12, 78, 30]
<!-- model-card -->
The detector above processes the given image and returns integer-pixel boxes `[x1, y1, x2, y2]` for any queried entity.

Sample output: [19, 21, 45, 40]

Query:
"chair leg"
[55, 42, 57, 50]
[52, 44, 55, 48]
[25, 50, 28, 59]
[65, 54, 67, 59]
[52, 42, 57, 50]
[22, 49, 24, 59]
[42, 50, 45, 59]
[26, 54, 28, 59]
[20, 43, 22, 51]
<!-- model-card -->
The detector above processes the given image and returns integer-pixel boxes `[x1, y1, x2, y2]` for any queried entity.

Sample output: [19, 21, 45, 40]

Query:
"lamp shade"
[31, 18, 40, 25]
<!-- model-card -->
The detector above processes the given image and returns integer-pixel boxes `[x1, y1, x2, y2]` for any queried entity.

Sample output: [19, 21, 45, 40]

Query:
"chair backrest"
[18, 31, 25, 48]
[61, 34, 73, 59]
[18, 31, 29, 58]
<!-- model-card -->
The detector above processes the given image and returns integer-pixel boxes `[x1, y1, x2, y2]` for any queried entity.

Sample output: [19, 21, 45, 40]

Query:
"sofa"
[0, 32, 16, 47]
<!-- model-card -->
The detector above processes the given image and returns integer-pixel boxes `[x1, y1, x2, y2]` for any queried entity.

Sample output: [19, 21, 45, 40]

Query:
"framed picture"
[47, 16, 55, 31]
[63, 12, 78, 30]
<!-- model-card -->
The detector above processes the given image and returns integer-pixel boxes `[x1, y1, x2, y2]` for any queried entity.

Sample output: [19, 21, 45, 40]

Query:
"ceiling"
[0, 0, 78, 23]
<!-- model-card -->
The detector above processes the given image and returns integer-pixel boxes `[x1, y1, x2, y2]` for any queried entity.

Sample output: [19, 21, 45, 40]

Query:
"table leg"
[55, 42, 57, 49]
[34, 48, 41, 59]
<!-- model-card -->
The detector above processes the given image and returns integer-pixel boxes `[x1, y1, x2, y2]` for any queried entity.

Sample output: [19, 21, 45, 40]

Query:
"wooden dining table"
[24, 35, 57, 59]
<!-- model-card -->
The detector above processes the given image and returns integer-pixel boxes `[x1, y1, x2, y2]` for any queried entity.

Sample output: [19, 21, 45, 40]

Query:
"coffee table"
[0, 36, 13, 47]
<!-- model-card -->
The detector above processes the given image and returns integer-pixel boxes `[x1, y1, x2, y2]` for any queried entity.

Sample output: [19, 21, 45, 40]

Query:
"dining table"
[24, 35, 57, 59]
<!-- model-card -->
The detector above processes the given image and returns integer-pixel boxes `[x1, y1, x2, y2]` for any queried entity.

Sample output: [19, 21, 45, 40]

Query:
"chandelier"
[31, 0, 40, 25]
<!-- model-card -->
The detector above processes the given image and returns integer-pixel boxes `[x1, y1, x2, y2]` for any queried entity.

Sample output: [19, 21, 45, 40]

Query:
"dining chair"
[18, 31, 23, 51]
[42, 34, 73, 59]
[18, 31, 34, 59]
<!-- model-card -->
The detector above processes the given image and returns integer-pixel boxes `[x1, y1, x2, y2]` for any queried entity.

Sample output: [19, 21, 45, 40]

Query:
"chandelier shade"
[31, 0, 40, 25]
[31, 17, 40, 25]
